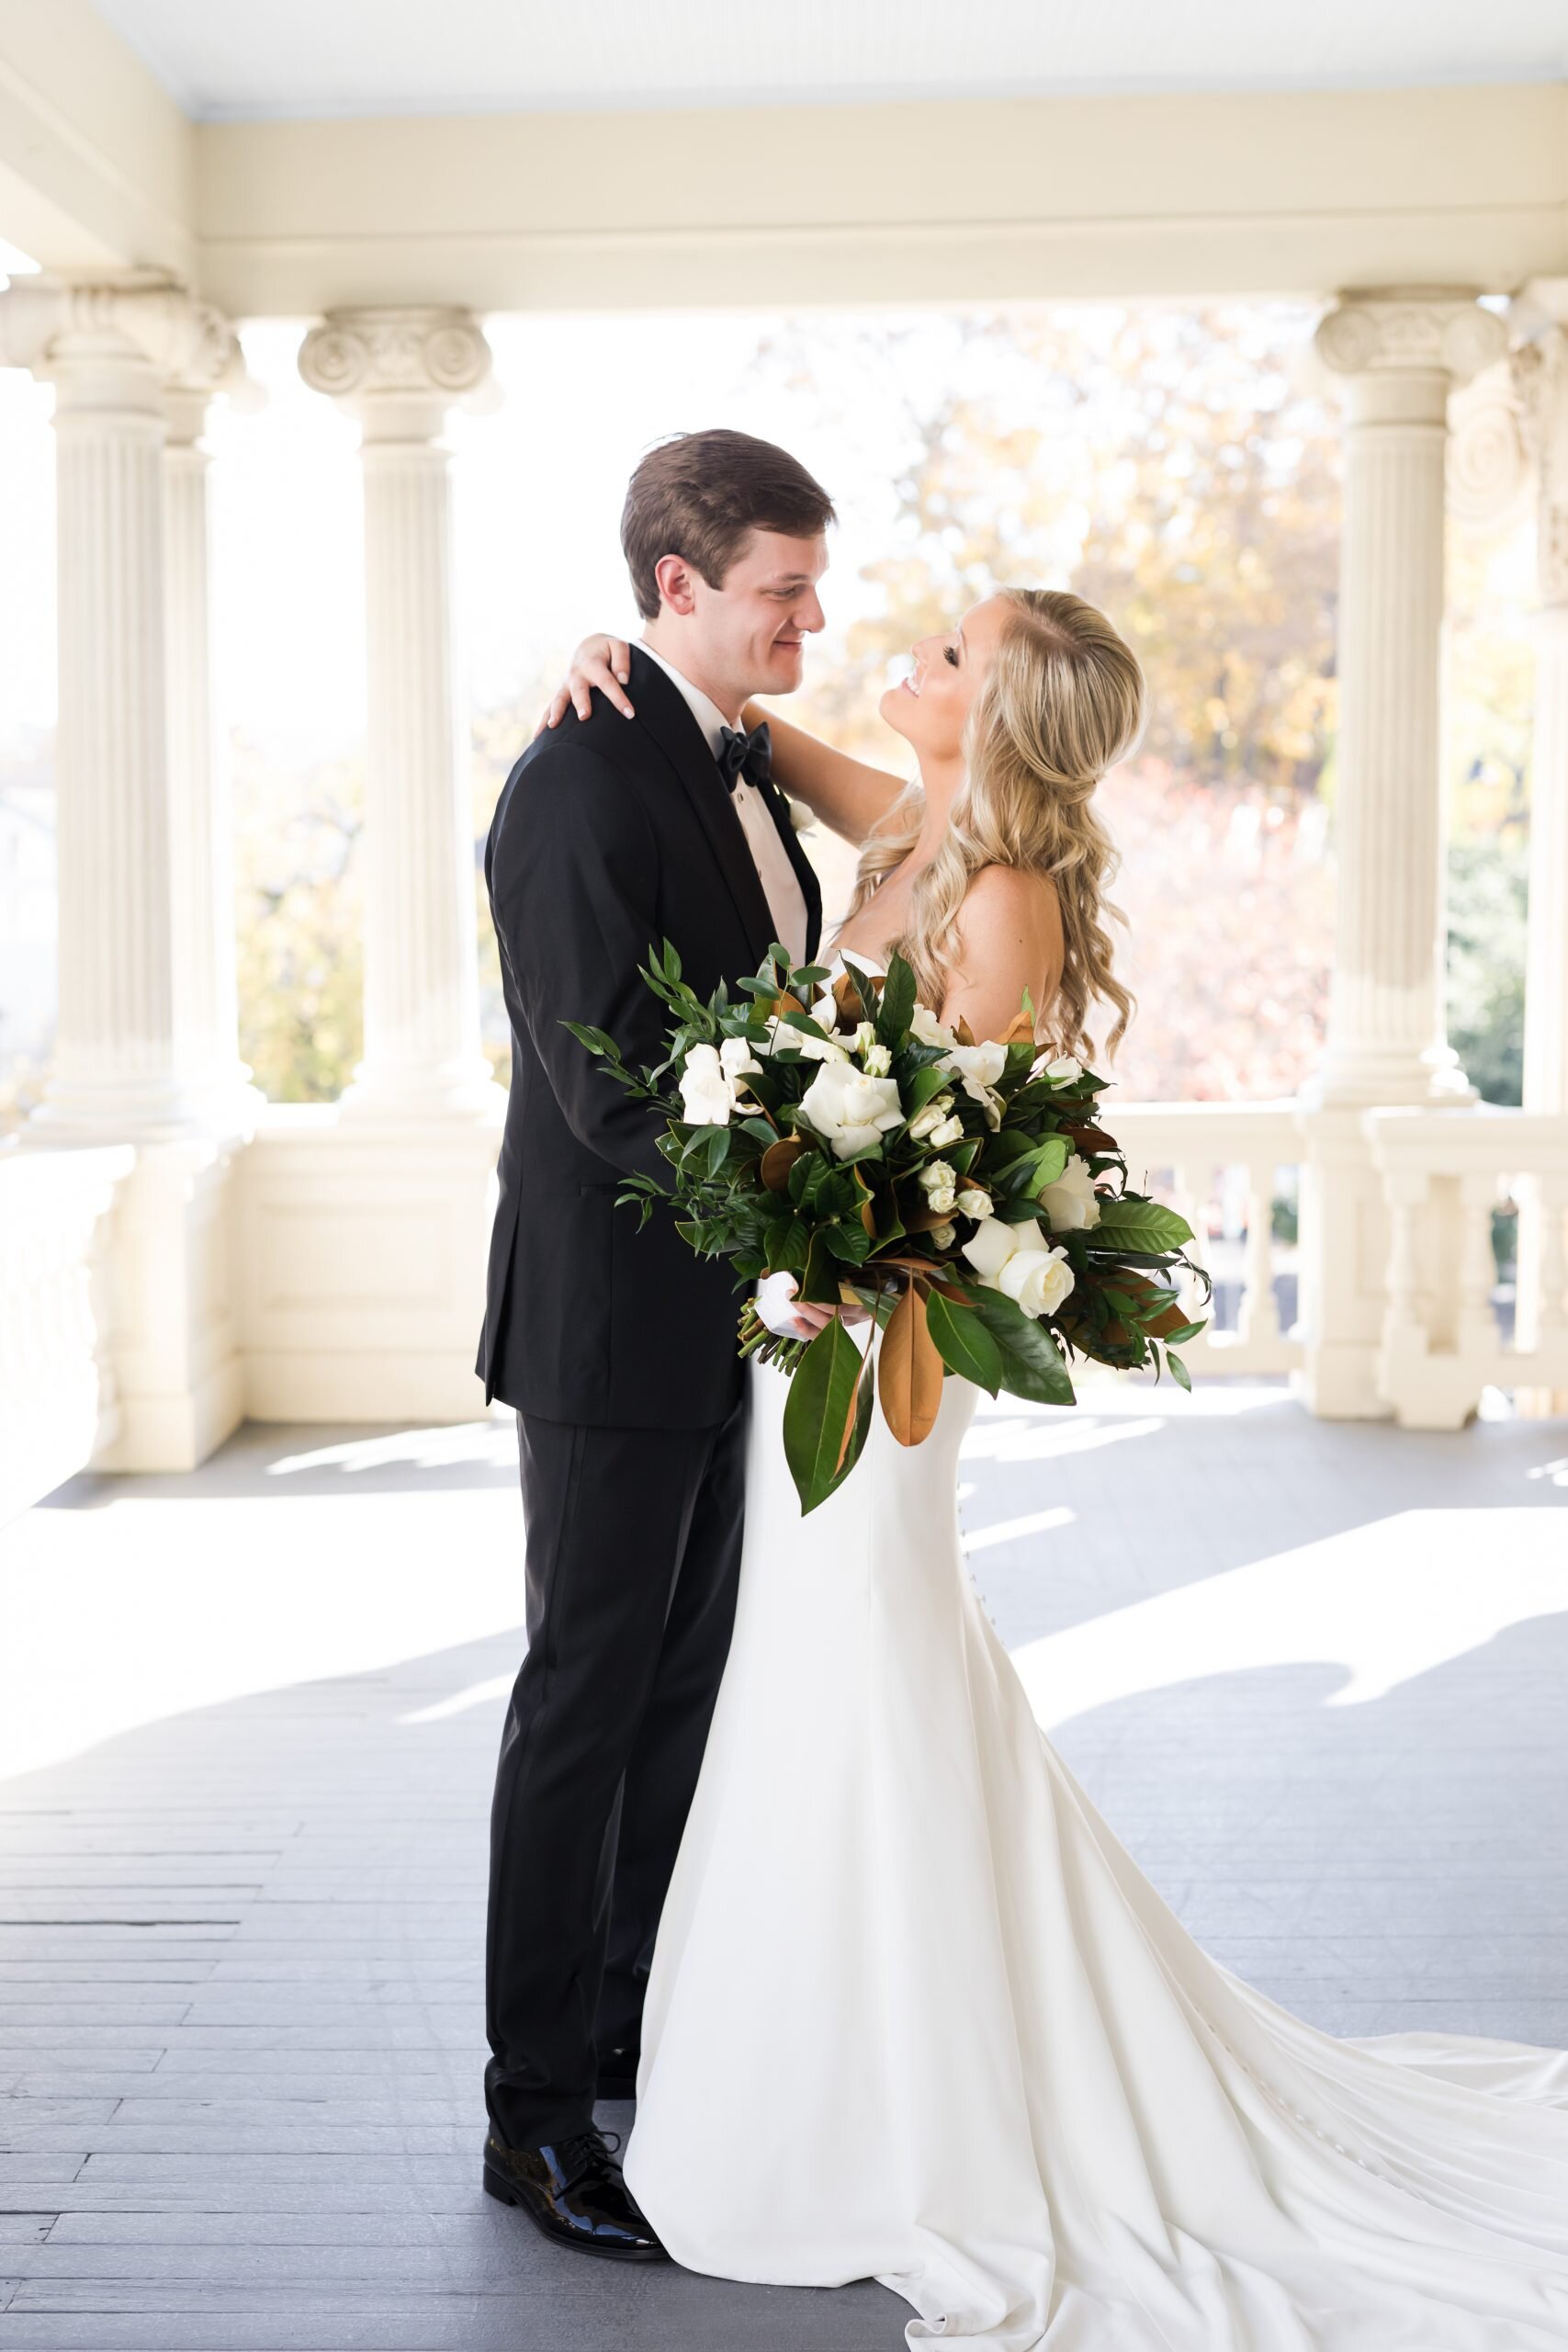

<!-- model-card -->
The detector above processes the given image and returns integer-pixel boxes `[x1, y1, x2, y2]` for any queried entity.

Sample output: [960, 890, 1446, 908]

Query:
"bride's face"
[879, 595, 1012, 763]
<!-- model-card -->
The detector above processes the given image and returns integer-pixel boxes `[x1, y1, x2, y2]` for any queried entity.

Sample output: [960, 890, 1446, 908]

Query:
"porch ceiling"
[91, 0, 1568, 123]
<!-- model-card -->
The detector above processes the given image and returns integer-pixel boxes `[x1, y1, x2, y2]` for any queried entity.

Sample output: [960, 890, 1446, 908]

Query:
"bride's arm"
[739, 699, 904, 847]
[536, 635, 906, 846]
[940, 866, 1065, 1044]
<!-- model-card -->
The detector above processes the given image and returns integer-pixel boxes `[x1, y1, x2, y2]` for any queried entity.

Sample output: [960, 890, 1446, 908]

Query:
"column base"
[336, 1063, 508, 1127]
[93, 1136, 247, 1474]
[236, 1102, 502, 1425]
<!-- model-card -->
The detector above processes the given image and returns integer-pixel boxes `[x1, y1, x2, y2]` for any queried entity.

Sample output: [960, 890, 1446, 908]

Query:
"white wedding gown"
[625, 1346, 1568, 2348]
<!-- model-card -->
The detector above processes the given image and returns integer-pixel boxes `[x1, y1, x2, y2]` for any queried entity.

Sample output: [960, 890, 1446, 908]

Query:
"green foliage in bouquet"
[567, 944, 1209, 1515]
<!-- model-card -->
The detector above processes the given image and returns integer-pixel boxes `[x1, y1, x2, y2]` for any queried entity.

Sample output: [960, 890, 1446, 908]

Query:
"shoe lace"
[556, 2126, 621, 2186]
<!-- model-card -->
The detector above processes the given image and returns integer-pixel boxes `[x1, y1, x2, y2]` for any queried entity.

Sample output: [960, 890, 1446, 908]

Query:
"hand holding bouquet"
[568, 945, 1208, 1515]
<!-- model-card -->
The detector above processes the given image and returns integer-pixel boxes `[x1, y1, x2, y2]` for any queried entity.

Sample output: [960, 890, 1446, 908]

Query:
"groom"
[475, 430, 832, 2256]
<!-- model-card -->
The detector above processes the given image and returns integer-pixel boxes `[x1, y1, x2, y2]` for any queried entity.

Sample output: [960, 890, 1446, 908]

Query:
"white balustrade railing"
[0, 1143, 134, 1524]
[1363, 1108, 1568, 1428]
[1108, 1102, 1304, 1376]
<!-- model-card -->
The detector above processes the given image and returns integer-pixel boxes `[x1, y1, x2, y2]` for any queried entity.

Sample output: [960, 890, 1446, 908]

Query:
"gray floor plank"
[2, 1397, 1563, 2346]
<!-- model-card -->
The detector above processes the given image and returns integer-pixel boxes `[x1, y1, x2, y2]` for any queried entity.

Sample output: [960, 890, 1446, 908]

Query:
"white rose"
[851, 1021, 877, 1057]
[908, 1102, 945, 1140]
[910, 1004, 956, 1050]
[929, 1221, 957, 1250]
[959, 1214, 1046, 1280]
[928, 1114, 964, 1150]
[942, 1041, 1008, 1128]
[1044, 1054, 1082, 1083]
[954, 1186, 991, 1220]
[678, 1043, 735, 1125]
[861, 1040, 892, 1078]
[942, 1042, 1007, 1091]
[1038, 1152, 1101, 1232]
[798, 1061, 904, 1159]
[960, 1216, 1021, 1280]
[996, 1245, 1077, 1318]
[718, 1035, 761, 1080]
[918, 1159, 957, 1195]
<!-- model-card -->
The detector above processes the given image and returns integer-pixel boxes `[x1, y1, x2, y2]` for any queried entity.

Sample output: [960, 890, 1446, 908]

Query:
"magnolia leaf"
[832, 969, 870, 1027]
[953, 1015, 976, 1046]
[835, 1344, 876, 1476]
[959, 1284, 1077, 1408]
[760, 1135, 807, 1193]
[875, 952, 917, 1049]
[999, 1008, 1036, 1046]
[901, 1063, 953, 1121]
[1090, 1199, 1194, 1251]
[924, 1288, 1003, 1395]
[877, 1281, 944, 1446]
[783, 1317, 867, 1516]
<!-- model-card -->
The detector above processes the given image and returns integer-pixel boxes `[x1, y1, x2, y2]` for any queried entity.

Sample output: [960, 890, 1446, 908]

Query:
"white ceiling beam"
[0, 0, 194, 276]
[195, 83, 1568, 316]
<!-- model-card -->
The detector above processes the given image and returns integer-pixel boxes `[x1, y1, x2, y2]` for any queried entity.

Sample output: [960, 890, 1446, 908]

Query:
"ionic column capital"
[1314, 289, 1507, 390]
[298, 306, 496, 441]
[1508, 280, 1568, 610]
[0, 270, 249, 412]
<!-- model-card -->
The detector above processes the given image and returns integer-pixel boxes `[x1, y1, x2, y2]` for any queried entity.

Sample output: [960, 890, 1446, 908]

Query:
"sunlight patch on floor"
[0, 1486, 522, 1781]
[1011, 1509, 1568, 1727]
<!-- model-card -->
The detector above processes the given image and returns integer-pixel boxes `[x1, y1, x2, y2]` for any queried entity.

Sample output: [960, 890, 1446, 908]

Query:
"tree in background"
[229, 304, 1530, 1112]
[232, 736, 364, 1102]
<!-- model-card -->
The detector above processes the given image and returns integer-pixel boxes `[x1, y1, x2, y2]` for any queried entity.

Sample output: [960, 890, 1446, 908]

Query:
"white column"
[298, 307, 502, 1123]
[164, 367, 262, 1139]
[1508, 281, 1568, 1398]
[1512, 285, 1568, 1125]
[1310, 290, 1507, 1108]
[1296, 291, 1505, 1419]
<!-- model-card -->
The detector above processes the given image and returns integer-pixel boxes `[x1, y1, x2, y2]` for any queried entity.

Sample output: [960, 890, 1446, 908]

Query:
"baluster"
[1456, 1169, 1501, 1363]
[1381, 1169, 1430, 1361]
[1170, 1159, 1210, 1328]
[1237, 1159, 1281, 1348]
[1538, 1176, 1568, 1343]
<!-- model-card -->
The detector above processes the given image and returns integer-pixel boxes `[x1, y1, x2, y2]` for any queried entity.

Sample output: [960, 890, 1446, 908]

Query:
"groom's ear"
[652, 553, 701, 617]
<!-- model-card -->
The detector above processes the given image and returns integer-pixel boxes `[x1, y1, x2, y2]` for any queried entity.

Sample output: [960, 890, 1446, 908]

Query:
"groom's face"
[695, 529, 829, 698]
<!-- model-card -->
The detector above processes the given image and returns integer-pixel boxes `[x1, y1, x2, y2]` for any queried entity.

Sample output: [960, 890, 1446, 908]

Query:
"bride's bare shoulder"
[954, 864, 1062, 951]
[942, 866, 1064, 1037]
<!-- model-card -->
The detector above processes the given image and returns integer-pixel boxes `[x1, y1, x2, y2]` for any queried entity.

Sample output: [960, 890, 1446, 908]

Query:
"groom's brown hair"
[621, 429, 836, 621]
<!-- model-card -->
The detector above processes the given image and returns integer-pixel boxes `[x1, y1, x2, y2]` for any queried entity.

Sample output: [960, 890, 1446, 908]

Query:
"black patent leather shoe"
[482, 2126, 666, 2260]
[594, 2044, 639, 2101]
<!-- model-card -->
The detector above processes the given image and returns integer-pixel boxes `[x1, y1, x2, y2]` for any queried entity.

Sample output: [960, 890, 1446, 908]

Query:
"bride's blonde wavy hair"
[842, 588, 1145, 1059]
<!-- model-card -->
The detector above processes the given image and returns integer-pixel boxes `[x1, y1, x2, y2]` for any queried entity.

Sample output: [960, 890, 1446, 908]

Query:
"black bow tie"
[716, 721, 773, 795]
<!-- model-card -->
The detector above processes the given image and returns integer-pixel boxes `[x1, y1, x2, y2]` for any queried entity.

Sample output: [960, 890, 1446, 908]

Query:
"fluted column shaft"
[0, 273, 252, 1142]
[1312, 292, 1507, 1107]
[42, 333, 178, 1134]
[164, 387, 253, 1133]
[299, 309, 500, 1121]
[1513, 291, 1568, 1122]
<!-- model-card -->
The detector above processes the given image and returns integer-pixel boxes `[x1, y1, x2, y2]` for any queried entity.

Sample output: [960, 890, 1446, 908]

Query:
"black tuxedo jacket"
[476, 647, 823, 1427]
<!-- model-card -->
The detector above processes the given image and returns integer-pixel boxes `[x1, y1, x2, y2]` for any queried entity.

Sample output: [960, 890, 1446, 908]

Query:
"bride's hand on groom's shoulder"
[535, 635, 637, 733]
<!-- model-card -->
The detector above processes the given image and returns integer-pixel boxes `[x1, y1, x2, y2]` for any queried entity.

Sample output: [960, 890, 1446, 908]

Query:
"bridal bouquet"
[568, 944, 1209, 1514]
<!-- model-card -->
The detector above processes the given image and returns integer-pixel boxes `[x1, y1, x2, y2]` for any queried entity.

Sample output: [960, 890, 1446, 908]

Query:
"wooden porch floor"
[1, 1385, 1564, 2348]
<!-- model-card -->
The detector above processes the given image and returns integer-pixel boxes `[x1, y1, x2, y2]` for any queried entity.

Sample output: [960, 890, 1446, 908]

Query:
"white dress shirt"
[639, 641, 810, 967]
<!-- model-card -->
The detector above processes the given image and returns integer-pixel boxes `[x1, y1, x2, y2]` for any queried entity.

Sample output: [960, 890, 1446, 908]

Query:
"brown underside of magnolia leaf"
[760, 1136, 807, 1193]
[878, 1281, 944, 1446]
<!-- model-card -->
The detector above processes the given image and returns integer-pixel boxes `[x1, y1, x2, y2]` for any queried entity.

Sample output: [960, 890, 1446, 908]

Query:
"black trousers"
[484, 1398, 746, 2150]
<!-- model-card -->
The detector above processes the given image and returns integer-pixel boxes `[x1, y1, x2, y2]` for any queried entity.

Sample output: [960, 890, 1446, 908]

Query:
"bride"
[544, 594, 1568, 2348]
